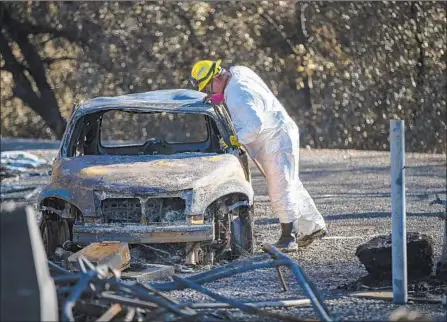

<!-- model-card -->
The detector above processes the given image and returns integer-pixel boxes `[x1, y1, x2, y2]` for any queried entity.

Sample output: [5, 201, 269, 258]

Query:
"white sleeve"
[225, 87, 264, 145]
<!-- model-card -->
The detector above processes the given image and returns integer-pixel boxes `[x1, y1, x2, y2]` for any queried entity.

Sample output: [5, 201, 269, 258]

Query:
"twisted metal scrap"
[50, 245, 336, 321]
[151, 245, 336, 322]
[50, 256, 213, 322]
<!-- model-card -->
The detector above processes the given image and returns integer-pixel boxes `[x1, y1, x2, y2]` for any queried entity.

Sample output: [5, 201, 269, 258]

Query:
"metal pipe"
[150, 254, 271, 291]
[181, 253, 270, 279]
[289, 265, 333, 322]
[111, 281, 194, 317]
[56, 286, 76, 294]
[48, 260, 73, 276]
[263, 245, 333, 322]
[172, 275, 307, 322]
[99, 292, 158, 310]
[390, 119, 408, 304]
[133, 283, 197, 315]
[134, 283, 190, 308]
[54, 275, 82, 284]
[187, 298, 312, 309]
[129, 282, 197, 319]
[187, 259, 287, 284]
[276, 266, 288, 291]
[62, 270, 97, 322]
[153, 260, 287, 292]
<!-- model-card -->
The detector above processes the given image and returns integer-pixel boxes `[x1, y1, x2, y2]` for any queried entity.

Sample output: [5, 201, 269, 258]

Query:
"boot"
[272, 220, 299, 253]
[297, 227, 328, 247]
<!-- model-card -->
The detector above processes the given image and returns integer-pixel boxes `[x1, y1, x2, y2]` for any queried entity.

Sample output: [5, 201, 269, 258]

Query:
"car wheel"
[230, 206, 255, 258]
[58, 219, 71, 246]
[39, 219, 58, 258]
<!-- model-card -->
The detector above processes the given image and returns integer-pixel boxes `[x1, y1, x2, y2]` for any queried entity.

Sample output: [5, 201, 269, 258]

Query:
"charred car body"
[37, 89, 255, 264]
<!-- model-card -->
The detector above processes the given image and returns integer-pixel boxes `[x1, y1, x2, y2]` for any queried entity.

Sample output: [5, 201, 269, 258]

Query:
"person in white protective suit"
[189, 59, 328, 252]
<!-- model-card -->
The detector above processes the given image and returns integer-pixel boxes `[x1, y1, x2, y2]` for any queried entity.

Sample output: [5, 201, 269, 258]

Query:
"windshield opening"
[100, 110, 208, 146]
[67, 109, 224, 157]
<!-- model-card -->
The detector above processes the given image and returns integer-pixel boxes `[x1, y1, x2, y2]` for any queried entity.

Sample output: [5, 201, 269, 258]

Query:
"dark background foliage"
[1, 1, 446, 153]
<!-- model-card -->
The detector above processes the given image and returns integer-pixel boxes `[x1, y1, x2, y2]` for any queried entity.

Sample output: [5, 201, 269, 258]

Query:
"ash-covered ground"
[1, 139, 446, 321]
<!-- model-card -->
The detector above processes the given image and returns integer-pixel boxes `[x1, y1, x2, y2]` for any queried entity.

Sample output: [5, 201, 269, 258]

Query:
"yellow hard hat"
[189, 59, 222, 91]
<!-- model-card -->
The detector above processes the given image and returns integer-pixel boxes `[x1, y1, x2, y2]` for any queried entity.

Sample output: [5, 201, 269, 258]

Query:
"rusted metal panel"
[72, 224, 214, 245]
[68, 241, 130, 271]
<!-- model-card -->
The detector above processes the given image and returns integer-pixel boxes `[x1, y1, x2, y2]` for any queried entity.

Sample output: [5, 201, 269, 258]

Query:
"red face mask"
[209, 93, 225, 104]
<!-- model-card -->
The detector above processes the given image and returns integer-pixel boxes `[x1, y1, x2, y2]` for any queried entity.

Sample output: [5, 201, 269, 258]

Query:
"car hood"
[57, 153, 245, 193]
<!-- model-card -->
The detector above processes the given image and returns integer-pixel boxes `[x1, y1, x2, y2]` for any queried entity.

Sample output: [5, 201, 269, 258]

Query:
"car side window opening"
[67, 114, 101, 157]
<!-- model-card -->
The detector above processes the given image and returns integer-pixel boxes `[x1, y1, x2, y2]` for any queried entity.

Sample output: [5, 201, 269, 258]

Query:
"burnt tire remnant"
[39, 219, 59, 258]
[230, 206, 255, 258]
[355, 232, 434, 280]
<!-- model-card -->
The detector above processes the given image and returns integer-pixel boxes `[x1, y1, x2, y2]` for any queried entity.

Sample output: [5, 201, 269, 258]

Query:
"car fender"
[190, 179, 254, 215]
[37, 185, 95, 218]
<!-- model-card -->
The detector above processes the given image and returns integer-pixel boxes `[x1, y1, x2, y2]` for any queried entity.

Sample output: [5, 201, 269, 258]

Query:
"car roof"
[74, 89, 214, 116]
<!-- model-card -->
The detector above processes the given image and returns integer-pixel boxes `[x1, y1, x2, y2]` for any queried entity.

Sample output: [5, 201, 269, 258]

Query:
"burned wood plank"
[96, 303, 121, 322]
[68, 242, 130, 272]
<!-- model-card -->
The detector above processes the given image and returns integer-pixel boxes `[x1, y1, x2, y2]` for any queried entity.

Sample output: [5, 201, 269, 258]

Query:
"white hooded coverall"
[224, 66, 326, 236]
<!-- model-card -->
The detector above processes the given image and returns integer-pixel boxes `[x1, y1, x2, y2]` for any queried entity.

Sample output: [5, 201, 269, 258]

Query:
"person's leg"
[294, 180, 328, 246]
[257, 151, 300, 252]
[262, 151, 326, 232]
[295, 181, 326, 234]
[257, 124, 326, 250]
[289, 127, 327, 246]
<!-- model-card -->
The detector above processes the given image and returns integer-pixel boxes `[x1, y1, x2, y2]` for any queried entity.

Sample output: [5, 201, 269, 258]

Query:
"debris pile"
[0, 151, 50, 178]
[0, 151, 52, 202]
[50, 258, 224, 322]
[50, 244, 335, 322]
[56, 241, 177, 283]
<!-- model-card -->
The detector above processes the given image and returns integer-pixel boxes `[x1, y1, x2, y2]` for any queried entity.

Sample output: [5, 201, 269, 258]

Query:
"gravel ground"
[170, 149, 446, 321]
[1, 140, 446, 321]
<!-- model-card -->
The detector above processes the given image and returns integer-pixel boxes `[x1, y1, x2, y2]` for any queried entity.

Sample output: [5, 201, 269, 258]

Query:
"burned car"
[37, 89, 255, 265]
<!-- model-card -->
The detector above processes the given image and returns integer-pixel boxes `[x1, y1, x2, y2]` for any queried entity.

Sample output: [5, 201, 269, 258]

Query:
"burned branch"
[42, 56, 77, 65]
